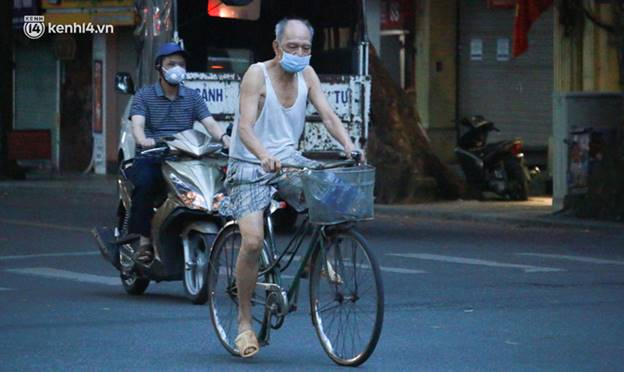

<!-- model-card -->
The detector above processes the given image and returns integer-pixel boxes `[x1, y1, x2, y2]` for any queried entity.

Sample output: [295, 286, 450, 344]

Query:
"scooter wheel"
[121, 274, 150, 295]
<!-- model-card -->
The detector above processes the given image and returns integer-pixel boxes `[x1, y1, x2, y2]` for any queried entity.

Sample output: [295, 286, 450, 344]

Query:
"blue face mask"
[279, 50, 311, 73]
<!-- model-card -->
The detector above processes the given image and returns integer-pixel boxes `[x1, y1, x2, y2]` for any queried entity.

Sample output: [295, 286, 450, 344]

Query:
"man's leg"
[235, 210, 265, 335]
[127, 158, 163, 250]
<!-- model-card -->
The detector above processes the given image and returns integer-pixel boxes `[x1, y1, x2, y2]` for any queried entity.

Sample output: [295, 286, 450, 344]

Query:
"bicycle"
[206, 155, 384, 366]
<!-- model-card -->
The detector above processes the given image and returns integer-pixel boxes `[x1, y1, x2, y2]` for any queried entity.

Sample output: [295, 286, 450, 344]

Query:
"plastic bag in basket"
[305, 171, 368, 218]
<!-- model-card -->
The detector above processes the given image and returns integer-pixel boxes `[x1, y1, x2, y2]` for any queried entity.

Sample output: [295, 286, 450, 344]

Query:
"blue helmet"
[155, 42, 189, 67]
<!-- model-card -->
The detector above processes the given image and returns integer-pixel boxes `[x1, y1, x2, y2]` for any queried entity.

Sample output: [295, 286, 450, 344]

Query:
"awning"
[42, 0, 136, 26]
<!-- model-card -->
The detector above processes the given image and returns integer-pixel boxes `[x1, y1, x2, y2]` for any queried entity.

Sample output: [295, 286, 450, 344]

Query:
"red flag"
[512, 0, 553, 58]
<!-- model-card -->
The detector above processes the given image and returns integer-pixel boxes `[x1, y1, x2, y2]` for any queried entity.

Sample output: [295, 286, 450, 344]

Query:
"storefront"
[11, 0, 136, 173]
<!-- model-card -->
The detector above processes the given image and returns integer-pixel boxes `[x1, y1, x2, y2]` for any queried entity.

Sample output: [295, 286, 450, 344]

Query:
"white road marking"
[0, 287, 13, 291]
[5, 268, 119, 286]
[388, 253, 564, 273]
[379, 267, 427, 274]
[0, 218, 91, 233]
[291, 255, 426, 275]
[516, 253, 624, 265]
[0, 251, 99, 261]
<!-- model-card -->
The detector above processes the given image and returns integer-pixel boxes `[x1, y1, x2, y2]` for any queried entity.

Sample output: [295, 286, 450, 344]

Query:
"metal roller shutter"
[458, 0, 553, 152]
[14, 37, 59, 166]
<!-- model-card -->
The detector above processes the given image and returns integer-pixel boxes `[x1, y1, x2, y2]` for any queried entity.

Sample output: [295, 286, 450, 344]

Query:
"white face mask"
[162, 65, 186, 85]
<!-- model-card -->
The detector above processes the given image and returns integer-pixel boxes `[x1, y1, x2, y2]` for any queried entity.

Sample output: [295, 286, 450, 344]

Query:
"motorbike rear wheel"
[117, 201, 150, 295]
[505, 157, 529, 201]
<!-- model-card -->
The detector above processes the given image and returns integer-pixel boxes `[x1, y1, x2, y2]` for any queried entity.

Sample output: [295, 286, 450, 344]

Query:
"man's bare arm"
[238, 65, 281, 171]
[200, 116, 230, 147]
[304, 67, 358, 157]
[131, 115, 155, 148]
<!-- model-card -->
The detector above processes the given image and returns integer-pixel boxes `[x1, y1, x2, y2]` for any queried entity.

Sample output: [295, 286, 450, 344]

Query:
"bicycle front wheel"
[309, 228, 384, 366]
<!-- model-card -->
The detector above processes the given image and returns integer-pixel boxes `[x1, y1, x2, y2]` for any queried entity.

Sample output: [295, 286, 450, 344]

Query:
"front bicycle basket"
[301, 165, 375, 225]
[273, 171, 307, 212]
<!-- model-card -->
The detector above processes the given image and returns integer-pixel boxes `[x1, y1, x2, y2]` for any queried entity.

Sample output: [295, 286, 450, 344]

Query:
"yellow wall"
[554, 1, 622, 93]
[415, 0, 458, 163]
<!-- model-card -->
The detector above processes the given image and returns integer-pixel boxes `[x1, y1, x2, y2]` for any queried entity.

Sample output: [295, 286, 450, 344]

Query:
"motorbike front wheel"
[121, 274, 150, 295]
[183, 231, 211, 304]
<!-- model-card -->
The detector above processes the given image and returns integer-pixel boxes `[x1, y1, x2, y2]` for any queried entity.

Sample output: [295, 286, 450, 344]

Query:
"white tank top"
[229, 62, 308, 162]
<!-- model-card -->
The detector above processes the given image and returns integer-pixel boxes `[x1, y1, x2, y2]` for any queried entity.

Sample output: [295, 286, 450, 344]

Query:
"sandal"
[235, 330, 260, 358]
[323, 260, 343, 285]
[300, 260, 343, 284]
[133, 244, 154, 264]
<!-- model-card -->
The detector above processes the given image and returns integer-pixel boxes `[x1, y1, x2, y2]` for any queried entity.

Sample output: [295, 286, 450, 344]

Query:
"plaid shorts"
[225, 152, 319, 220]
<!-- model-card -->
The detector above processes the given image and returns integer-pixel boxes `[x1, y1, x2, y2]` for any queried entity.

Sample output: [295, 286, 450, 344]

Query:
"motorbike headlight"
[169, 173, 210, 211]
[210, 192, 235, 217]
[211, 192, 226, 211]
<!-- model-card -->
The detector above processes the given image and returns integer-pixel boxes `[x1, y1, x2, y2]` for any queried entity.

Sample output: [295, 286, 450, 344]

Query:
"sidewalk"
[375, 197, 622, 232]
[1, 175, 621, 232]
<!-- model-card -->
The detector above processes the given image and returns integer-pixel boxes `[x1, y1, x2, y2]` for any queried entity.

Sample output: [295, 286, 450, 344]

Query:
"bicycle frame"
[254, 202, 336, 343]
[221, 156, 362, 344]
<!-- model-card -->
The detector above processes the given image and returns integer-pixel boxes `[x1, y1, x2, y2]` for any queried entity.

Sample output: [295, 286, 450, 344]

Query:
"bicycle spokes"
[309, 230, 384, 366]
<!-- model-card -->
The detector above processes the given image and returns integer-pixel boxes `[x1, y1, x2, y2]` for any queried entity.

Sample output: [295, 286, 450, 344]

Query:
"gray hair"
[275, 17, 314, 43]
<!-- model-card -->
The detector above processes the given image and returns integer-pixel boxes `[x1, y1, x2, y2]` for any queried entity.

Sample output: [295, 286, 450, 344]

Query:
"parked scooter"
[455, 115, 536, 201]
[93, 129, 228, 304]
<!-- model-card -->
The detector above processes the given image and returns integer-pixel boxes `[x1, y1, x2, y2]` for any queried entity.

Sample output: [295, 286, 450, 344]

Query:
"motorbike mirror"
[115, 72, 135, 95]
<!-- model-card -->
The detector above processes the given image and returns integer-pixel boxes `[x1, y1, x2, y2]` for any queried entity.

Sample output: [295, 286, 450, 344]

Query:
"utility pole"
[0, 0, 13, 179]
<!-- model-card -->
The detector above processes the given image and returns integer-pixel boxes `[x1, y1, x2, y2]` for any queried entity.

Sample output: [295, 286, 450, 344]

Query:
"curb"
[1, 180, 621, 233]
[374, 205, 623, 233]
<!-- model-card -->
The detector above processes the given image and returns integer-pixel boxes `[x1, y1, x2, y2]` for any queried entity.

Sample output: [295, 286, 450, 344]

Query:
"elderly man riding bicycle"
[226, 17, 361, 357]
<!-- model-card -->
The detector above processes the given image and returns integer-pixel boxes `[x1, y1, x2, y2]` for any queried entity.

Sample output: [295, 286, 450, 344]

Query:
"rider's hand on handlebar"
[260, 155, 281, 173]
[345, 146, 366, 164]
[355, 151, 366, 163]
[138, 138, 156, 149]
[221, 135, 231, 149]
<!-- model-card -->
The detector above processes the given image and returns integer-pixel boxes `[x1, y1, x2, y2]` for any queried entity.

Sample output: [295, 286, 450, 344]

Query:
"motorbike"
[455, 115, 536, 201]
[93, 129, 228, 304]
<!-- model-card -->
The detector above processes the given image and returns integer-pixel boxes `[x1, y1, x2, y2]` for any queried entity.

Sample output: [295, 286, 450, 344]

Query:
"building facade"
[12, 0, 137, 174]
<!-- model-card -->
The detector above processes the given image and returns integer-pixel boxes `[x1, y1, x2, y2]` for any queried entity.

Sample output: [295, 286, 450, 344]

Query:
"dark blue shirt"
[129, 82, 211, 139]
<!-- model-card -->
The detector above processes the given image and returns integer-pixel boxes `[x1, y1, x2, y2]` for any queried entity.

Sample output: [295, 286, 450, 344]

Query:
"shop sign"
[470, 39, 483, 61]
[93, 60, 106, 174]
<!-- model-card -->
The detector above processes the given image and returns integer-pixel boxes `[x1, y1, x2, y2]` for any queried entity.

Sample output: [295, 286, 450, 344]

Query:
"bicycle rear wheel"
[206, 224, 270, 356]
[309, 228, 384, 366]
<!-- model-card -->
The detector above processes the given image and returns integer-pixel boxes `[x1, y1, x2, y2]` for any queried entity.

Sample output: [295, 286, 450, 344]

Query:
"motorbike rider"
[128, 42, 230, 263]
[226, 17, 360, 358]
